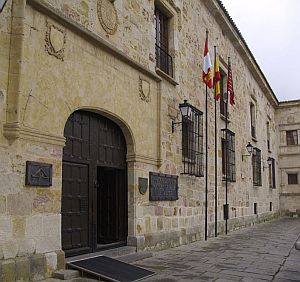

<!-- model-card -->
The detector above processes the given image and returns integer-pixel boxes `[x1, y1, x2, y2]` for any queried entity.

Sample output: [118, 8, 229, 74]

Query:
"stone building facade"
[0, 0, 297, 280]
[276, 100, 300, 215]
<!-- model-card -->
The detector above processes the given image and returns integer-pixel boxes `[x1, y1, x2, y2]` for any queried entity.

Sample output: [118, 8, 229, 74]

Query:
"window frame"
[266, 121, 271, 151]
[286, 130, 298, 146]
[155, 6, 174, 77]
[181, 106, 204, 177]
[252, 147, 262, 186]
[221, 129, 236, 182]
[288, 173, 298, 185]
[219, 71, 227, 117]
[268, 157, 276, 188]
[250, 103, 256, 139]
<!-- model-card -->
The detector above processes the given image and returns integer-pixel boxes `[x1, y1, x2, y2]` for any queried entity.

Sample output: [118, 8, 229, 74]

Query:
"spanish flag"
[202, 32, 213, 89]
[214, 52, 221, 100]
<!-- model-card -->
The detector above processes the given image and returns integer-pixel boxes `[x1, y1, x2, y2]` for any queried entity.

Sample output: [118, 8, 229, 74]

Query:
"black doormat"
[67, 255, 155, 282]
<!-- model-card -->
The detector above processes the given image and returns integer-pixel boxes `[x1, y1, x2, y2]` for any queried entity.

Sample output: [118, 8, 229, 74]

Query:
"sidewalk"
[43, 217, 300, 282]
[135, 217, 300, 282]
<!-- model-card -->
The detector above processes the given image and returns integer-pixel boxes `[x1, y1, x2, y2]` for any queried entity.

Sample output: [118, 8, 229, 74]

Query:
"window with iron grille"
[182, 107, 204, 177]
[288, 173, 298, 184]
[286, 130, 298, 145]
[250, 103, 256, 138]
[252, 147, 262, 186]
[155, 7, 173, 77]
[221, 129, 236, 182]
[268, 157, 276, 188]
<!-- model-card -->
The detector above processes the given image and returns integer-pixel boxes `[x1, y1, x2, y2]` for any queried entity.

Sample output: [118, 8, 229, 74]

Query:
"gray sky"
[220, 0, 300, 102]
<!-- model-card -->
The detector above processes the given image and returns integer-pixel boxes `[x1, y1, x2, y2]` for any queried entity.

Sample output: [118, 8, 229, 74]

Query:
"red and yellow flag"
[214, 53, 221, 100]
[202, 34, 213, 89]
[227, 60, 235, 106]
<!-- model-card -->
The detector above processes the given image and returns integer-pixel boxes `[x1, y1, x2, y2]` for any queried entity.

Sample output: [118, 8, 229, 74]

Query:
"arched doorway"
[62, 110, 128, 257]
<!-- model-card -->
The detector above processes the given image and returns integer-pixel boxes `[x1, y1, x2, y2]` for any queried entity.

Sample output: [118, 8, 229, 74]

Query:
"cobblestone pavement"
[134, 218, 300, 282]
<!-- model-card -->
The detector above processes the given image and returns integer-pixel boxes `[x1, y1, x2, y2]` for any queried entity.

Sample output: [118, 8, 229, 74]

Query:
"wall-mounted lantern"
[263, 157, 273, 170]
[242, 142, 253, 161]
[172, 100, 192, 133]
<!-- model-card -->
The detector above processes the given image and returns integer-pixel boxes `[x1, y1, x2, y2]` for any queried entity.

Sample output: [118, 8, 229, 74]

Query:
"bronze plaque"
[25, 161, 52, 187]
[149, 172, 178, 201]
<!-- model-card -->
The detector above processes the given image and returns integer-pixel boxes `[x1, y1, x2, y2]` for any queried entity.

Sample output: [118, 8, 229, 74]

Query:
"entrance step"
[53, 269, 80, 280]
[66, 246, 137, 263]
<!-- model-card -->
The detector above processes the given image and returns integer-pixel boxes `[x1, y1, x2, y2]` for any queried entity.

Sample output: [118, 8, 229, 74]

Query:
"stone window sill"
[155, 67, 179, 86]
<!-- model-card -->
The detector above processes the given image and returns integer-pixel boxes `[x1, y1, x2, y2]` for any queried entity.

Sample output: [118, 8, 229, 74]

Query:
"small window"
[155, 7, 173, 77]
[286, 130, 298, 146]
[266, 122, 270, 150]
[221, 129, 236, 182]
[252, 147, 262, 186]
[288, 173, 298, 185]
[268, 158, 276, 188]
[182, 106, 204, 177]
[270, 202, 272, 212]
[254, 203, 257, 214]
[250, 103, 256, 138]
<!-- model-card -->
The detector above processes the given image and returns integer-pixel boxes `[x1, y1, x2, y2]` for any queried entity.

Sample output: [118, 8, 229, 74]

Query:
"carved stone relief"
[139, 77, 151, 103]
[45, 22, 66, 61]
[97, 0, 118, 35]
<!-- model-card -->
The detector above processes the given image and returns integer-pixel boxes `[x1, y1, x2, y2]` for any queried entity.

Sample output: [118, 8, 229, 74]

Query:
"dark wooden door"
[62, 111, 127, 256]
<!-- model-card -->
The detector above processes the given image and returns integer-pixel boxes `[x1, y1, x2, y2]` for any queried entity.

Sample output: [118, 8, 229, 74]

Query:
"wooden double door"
[62, 111, 128, 257]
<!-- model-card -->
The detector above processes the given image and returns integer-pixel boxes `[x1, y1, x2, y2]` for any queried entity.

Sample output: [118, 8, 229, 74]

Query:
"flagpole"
[204, 31, 208, 241]
[214, 46, 218, 238]
[225, 57, 230, 235]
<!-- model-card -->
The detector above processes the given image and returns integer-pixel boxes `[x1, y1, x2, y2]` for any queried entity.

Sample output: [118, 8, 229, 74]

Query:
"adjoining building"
[0, 0, 299, 280]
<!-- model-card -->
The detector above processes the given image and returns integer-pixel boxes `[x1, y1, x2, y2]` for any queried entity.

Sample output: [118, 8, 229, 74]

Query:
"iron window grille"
[288, 173, 298, 185]
[252, 147, 262, 186]
[155, 7, 174, 77]
[221, 129, 236, 182]
[182, 106, 204, 177]
[268, 157, 276, 188]
[286, 130, 298, 145]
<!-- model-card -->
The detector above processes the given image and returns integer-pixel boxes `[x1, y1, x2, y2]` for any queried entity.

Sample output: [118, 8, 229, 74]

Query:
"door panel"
[62, 162, 90, 254]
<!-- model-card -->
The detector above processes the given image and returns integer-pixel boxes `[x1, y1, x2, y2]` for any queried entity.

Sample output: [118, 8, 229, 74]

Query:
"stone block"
[0, 216, 12, 244]
[43, 214, 61, 236]
[25, 214, 43, 238]
[155, 206, 163, 216]
[16, 256, 30, 281]
[157, 217, 163, 231]
[36, 236, 60, 253]
[55, 250, 65, 270]
[1, 259, 16, 282]
[30, 253, 47, 281]
[18, 239, 36, 256]
[7, 193, 32, 216]
[2, 240, 19, 259]
[13, 216, 26, 238]
[0, 196, 6, 213]
[45, 252, 57, 270]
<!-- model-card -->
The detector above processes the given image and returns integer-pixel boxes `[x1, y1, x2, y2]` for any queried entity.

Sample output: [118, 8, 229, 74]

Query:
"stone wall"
[0, 0, 289, 280]
[276, 100, 300, 214]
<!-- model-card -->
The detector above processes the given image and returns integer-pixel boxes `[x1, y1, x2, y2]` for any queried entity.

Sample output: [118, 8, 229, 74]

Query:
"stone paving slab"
[134, 218, 300, 282]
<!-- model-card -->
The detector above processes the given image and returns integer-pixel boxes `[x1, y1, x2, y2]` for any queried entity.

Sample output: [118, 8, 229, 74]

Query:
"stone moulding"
[97, 0, 118, 35]
[127, 153, 162, 167]
[3, 123, 66, 147]
[45, 21, 66, 61]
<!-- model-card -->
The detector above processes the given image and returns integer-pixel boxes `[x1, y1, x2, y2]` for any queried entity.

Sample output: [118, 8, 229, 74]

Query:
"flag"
[202, 33, 213, 89]
[214, 52, 221, 100]
[227, 60, 235, 105]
